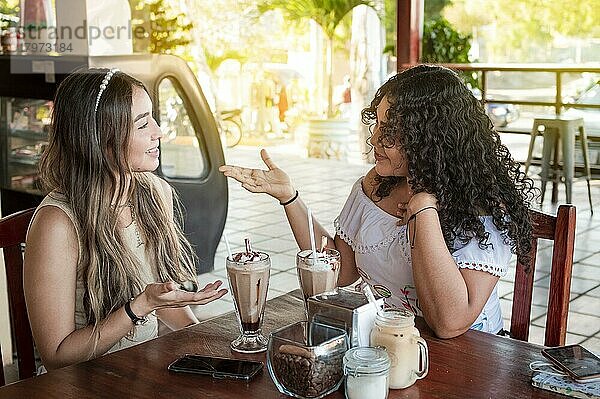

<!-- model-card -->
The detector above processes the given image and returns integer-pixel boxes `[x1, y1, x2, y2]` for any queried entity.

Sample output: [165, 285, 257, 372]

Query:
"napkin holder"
[306, 288, 383, 347]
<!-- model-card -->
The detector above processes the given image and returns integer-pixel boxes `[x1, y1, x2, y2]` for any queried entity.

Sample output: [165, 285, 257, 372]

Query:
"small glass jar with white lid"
[343, 346, 390, 399]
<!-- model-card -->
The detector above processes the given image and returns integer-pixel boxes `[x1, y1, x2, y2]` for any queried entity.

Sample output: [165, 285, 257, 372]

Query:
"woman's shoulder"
[34, 193, 73, 223]
[336, 168, 404, 253]
[452, 216, 514, 259]
[28, 204, 78, 246]
[454, 216, 511, 242]
[33, 204, 72, 224]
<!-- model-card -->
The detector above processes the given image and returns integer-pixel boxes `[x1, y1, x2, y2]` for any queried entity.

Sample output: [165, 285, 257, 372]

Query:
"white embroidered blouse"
[334, 178, 513, 334]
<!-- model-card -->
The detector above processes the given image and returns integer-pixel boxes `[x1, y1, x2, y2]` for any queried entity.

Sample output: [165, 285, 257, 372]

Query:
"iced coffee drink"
[296, 248, 341, 303]
[226, 239, 271, 353]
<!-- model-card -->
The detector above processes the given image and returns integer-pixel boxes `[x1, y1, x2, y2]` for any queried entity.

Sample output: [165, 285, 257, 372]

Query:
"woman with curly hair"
[24, 68, 227, 371]
[220, 65, 536, 338]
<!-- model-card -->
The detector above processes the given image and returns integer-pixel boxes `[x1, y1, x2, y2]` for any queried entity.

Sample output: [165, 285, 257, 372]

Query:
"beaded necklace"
[111, 200, 143, 248]
[128, 201, 144, 248]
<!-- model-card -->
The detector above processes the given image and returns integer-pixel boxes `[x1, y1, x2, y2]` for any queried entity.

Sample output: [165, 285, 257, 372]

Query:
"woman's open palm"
[219, 149, 295, 202]
[145, 280, 227, 309]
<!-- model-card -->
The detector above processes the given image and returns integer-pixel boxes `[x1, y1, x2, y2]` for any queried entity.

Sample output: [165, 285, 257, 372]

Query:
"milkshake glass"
[226, 251, 271, 353]
[296, 248, 341, 315]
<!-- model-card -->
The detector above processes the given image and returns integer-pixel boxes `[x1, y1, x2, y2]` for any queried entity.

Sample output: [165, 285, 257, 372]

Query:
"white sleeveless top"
[334, 178, 512, 334]
[31, 192, 159, 356]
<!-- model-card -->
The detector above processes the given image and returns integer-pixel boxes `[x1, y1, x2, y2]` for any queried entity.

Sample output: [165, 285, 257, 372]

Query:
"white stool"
[524, 116, 593, 213]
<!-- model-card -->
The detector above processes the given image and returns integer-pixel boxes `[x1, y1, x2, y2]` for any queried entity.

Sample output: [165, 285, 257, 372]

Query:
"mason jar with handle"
[370, 308, 428, 389]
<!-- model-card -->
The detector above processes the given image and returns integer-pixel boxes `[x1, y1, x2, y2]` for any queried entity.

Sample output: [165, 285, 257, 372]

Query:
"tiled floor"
[194, 137, 600, 354]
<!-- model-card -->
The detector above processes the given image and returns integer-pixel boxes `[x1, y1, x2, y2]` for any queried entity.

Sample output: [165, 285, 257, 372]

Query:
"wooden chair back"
[0, 208, 36, 384]
[511, 204, 576, 347]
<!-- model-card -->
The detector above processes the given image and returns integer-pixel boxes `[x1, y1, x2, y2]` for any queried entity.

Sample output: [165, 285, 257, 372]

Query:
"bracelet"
[406, 206, 438, 248]
[124, 298, 148, 326]
[280, 190, 299, 206]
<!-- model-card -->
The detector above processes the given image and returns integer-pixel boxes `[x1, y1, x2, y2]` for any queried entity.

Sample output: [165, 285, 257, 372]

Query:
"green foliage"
[184, 0, 317, 78]
[0, 0, 18, 15]
[257, 0, 377, 117]
[258, 0, 375, 40]
[204, 49, 248, 72]
[422, 17, 471, 63]
[424, 0, 451, 20]
[332, 12, 352, 54]
[0, 0, 20, 29]
[148, 0, 192, 54]
[382, 0, 452, 57]
[546, 0, 600, 37]
[382, 43, 394, 56]
[382, 0, 395, 55]
[130, 0, 193, 54]
[443, 0, 600, 62]
[422, 17, 478, 88]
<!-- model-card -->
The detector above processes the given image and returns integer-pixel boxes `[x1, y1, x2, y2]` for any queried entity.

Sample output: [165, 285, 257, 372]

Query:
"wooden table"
[0, 290, 562, 398]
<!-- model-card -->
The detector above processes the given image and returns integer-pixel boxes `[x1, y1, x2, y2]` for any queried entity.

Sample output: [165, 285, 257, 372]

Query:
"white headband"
[94, 68, 120, 113]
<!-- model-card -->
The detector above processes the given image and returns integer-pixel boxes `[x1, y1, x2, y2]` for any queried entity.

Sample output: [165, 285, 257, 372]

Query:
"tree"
[184, 0, 312, 70]
[180, 0, 314, 121]
[382, 0, 395, 55]
[546, 0, 600, 38]
[424, 0, 451, 20]
[130, 0, 193, 55]
[382, 0, 451, 57]
[422, 18, 471, 64]
[258, 0, 376, 118]
[0, 0, 20, 29]
[203, 49, 248, 73]
[0, 0, 18, 16]
[421, 17, 477, 89]
[443, 0, 600, 62]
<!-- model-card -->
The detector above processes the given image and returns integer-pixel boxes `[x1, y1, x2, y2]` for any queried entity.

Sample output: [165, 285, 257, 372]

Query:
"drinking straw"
[223, 232, 233, 260]
[307, 207, 317, 260]
[320, 235, 327, 252]
[362, 284, 380, 312]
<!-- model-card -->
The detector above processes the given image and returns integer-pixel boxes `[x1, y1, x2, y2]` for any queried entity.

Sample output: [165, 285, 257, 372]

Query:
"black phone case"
[167, 356, 262, 381]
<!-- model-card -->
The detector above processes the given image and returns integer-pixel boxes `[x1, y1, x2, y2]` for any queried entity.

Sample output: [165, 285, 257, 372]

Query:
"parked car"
[486, 103, 520, 128]
[564, 81, 600, 137]
[470, 87, 520, 128]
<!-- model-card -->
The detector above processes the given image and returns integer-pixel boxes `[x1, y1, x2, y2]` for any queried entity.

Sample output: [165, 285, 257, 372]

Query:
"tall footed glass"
[226, 252, 271, 353]
[296, 248, 341, 316]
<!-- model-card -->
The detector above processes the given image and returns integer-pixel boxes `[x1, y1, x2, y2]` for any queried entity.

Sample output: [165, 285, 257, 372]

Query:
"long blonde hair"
[40, 69, 196, 332]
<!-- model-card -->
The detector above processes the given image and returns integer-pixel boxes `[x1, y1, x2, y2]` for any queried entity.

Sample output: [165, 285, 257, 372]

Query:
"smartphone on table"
[541, 344, 600, 383]
[168, 354, 263, 381]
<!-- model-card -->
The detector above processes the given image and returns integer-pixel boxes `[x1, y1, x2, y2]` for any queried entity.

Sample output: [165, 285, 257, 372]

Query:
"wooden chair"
[511, 204, 576, 347]
[0, 208, 36, 384]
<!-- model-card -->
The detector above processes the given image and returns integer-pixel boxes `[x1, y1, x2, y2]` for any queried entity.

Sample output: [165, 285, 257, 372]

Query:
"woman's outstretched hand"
[219, 149, 296, 203]
[132, 280, 228, 315]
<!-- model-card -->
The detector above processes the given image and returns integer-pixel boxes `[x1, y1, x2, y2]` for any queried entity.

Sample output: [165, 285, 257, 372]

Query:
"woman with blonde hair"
[24, 68, 227, 371]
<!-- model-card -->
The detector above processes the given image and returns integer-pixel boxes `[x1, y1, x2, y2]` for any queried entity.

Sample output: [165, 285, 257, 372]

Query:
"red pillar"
[21, 0, 52, 26]
[396, 0, 423, 70]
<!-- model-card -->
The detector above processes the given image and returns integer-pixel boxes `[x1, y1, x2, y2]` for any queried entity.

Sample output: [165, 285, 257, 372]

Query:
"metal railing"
[400, 63, 600, 116]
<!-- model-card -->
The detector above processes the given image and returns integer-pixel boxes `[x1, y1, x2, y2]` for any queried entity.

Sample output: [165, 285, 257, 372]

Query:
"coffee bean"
[272, 349, 344, 398]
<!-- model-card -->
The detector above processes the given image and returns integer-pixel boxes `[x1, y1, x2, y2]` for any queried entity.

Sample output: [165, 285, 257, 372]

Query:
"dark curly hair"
[361, 65, 537, 265]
